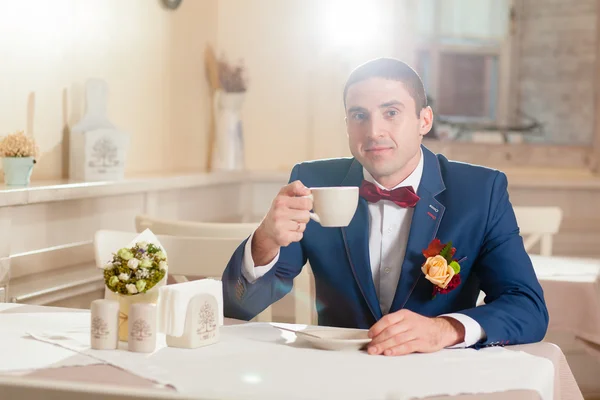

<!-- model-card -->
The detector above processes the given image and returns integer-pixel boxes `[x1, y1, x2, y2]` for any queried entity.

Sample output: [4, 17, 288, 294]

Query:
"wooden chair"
[133, 214, 316, 325]
[135, 214, 257, 239]
[94, 230, 242, 278]
[135, 215, 276, 321]
[293, 262, 317, 325]
[513, 206, 563, 256]
[135, 215, 255, 285]
[478, 206, 564, 306]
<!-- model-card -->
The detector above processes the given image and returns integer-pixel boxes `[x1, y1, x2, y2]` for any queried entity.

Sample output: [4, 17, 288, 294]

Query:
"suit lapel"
[389, 146, 446, 312]
[340, 159, 382, 321]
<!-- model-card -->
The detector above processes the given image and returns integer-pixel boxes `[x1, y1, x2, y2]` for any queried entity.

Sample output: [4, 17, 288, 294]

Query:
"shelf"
[0, 170, 289, 208]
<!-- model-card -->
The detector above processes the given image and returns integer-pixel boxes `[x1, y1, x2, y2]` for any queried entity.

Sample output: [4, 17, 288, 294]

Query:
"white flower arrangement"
[0, 130, 39, 158]
[103, 241, 168, 296]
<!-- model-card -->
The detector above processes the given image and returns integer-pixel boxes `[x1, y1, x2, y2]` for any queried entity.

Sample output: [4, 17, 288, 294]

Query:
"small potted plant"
[0, 130, 39, 186]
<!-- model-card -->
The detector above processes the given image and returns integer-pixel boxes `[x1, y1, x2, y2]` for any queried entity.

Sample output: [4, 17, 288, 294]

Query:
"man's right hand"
[251, 181, 313, 266]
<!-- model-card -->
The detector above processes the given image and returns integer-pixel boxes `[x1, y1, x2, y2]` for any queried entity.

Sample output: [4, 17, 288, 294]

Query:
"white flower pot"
[211, 90, 245, 171]
[2, 157, 35, 186]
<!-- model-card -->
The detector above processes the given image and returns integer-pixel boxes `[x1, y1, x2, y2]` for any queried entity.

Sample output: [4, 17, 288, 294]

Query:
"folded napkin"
[158, 279, 223, 337]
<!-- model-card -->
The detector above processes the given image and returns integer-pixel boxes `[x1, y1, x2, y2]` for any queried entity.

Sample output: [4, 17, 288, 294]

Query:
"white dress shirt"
[241, 150, 486, 348]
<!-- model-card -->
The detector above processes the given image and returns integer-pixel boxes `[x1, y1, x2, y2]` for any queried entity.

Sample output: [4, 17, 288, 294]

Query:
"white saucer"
[296, 327, 372, 351]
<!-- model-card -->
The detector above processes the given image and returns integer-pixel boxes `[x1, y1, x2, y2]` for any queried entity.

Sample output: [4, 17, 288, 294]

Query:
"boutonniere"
[421, 239, 461, 298]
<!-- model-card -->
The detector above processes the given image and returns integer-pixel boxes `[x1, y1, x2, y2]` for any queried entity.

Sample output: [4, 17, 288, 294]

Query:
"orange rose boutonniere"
[421, 239, 461, 298]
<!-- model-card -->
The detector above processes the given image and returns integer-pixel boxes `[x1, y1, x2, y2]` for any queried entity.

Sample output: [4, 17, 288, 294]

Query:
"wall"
[0, 0, 217, 180]
[6, 1, 593, 180]
[216, 0, 416, 172]
[169, 0, 218, 173]
[515, 0, 597, 145]
[215, 0, 600, 172]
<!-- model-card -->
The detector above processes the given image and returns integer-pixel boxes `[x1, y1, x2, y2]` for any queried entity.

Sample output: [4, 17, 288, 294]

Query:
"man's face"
[345, 77, 432, 183]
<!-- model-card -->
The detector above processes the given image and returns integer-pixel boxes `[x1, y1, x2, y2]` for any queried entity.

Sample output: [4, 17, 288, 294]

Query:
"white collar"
[362, 148, 424, 192]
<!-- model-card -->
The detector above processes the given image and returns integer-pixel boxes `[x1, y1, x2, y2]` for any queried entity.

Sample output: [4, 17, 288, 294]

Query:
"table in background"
[533, 254, 600, 361]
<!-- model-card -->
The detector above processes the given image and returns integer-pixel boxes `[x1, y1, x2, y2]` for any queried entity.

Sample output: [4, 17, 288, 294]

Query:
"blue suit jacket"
[222, 145, 549, 348]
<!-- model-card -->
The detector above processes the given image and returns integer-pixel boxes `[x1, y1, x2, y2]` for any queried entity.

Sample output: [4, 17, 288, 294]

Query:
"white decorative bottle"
[70, 78, 130, 182]
[211, 90, 245, 171]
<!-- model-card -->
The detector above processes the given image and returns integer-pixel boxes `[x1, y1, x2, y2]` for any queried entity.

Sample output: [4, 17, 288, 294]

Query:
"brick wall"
[516, 0, 597, 145]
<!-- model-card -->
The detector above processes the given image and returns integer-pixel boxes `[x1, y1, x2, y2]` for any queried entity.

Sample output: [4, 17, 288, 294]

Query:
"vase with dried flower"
[211, 57, 247, 171]
[0, 131, 39, 186]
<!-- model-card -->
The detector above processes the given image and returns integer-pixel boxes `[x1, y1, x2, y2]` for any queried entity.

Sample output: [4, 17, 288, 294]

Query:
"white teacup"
[306, 187, 359, 227]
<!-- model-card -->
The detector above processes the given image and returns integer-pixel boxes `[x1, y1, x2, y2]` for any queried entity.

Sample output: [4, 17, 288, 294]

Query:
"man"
[222, 58, 548, 356]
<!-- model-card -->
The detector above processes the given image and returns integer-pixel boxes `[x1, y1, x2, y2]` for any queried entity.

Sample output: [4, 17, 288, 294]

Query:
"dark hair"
[343, 58, 428, 117]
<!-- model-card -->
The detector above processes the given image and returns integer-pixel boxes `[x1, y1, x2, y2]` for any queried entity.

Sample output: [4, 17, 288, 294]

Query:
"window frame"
[414, 0, 514, 126]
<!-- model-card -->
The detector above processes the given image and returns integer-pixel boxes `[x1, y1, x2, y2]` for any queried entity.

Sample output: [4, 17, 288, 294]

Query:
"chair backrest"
[135, 214, 257, 238]
[134, 216, 277, 323]
[131, 217, 288, 324]
[94, 230, 242, 278]
[513, 206, 563, 256]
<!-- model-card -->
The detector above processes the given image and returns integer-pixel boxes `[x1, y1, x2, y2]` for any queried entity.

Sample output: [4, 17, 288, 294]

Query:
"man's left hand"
[367, 309, 465, 356]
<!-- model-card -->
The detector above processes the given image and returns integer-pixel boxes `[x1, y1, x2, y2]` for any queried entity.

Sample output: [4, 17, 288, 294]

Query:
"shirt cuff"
[241, 231, 280, 283]
[440, 313, 487, 348]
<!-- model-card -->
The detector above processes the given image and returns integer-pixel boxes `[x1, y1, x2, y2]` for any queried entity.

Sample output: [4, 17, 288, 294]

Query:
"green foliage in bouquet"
[103, 242, 167, 295]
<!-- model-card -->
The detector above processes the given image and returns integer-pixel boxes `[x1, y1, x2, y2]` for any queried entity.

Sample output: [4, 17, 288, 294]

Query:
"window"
[414, 0, 511, 123]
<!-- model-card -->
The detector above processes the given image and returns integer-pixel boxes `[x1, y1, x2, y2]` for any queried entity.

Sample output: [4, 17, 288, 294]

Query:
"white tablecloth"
[2, 309, 556, 400]
[0, 309, 98, 373]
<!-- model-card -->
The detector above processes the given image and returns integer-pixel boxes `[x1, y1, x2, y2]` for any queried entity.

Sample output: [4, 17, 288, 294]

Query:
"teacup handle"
[301, 194, 320, 224]
[309, 212, 320, 224]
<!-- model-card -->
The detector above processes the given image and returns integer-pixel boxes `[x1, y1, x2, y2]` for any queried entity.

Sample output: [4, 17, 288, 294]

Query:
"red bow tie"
[359, 180, 420, 208]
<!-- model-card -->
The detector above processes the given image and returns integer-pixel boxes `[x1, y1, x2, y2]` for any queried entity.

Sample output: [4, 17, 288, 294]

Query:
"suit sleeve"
[221, 164, 308, 320]
[459, 172, 549, 347]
